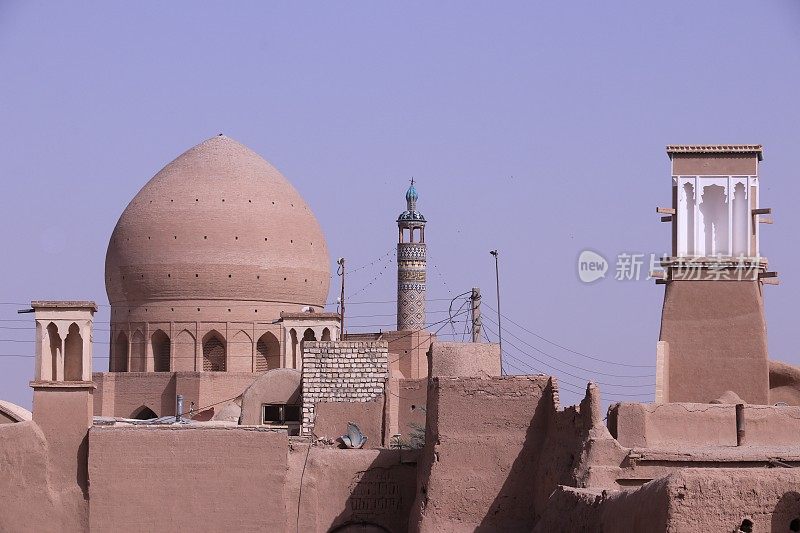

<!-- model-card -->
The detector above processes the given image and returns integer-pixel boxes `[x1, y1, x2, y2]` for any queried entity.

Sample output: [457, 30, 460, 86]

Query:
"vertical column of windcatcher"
[396, 179, 427, 331]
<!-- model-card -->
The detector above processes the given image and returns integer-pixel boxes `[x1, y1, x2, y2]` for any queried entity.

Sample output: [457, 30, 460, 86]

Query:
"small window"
[262, 404, 301, 426]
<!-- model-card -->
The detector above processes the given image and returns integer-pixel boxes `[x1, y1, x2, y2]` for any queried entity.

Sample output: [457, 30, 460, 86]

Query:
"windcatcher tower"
[397, 180, 427, 331]
[656, 145, 776, 404]
[30, 301, 97, 529]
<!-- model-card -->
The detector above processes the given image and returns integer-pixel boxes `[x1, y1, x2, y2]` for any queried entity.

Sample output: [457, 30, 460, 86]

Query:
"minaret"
[397, 180, 427, 331]
[656, 145, 776, 404]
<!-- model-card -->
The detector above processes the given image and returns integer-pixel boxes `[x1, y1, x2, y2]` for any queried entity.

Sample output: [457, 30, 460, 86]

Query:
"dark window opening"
[262, 404, 301, 426]
[132, 406, 157, 420]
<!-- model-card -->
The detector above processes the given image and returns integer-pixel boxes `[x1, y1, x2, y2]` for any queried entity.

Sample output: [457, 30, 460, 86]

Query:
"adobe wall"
[609, 402, 800, 448]
[88, 425, 289, 532]
[537, 468, 800, 533]
[0, 421, 82, 532]
[427, 342, 501, 378]
[659, 280, 769, 404]
[663, 468, 800, 532]
[287, 444, 420, 533]
[313, 400, 384, 448]
[0, 400, 32, 424]
[31, 385, 93, 531]
[410, 376, 621, 532]
[769, 359, 800, 405]
[92, 371, 258, 418]
[388, 378, 427, 445]
[532, 480, 670, 533]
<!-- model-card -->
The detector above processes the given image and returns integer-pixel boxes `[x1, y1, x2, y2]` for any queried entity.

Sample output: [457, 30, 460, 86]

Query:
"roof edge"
[666, 144, 763, 161]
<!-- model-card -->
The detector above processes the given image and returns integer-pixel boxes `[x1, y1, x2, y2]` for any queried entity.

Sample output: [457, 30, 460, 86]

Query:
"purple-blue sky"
[2, 1, 799, 408]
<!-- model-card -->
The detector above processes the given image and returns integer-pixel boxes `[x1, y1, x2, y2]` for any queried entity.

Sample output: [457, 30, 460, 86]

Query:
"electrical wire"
[482, 301, 655, 369]
[480, 314, 655, 379]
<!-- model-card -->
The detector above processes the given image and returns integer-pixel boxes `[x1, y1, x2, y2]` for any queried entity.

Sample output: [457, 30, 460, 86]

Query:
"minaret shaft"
[396, 180, 427, 331]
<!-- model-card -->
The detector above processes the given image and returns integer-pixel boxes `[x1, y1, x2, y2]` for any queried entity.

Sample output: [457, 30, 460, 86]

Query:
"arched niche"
[289, 328, 298, 369]
[174, 329, 196, 371]
[64, 322, 83, 381]
[46, 322, 61, 380]
[151, 329, 170, 372]
[131, 330, 146, 372]
[202, 330, 226, 372]
[113, 331, 129, 372]
[228, 329, 253, 372]
[256, 332, 281, 372]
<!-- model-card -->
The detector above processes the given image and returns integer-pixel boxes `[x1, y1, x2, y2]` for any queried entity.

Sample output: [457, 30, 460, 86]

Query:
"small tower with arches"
[32, 300, 97, 383]
[29, 300, 97, 505]
[396, 180, 427, 331]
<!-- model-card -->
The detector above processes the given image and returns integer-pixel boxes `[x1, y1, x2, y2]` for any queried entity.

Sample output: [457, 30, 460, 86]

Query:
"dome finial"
[405, 178, 418, 210]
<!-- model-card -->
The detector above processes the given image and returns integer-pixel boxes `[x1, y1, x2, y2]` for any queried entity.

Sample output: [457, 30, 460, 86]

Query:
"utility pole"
[470, 287, 482, 342]
[337, 258, 345, 336]
[489, 250, 502, 373]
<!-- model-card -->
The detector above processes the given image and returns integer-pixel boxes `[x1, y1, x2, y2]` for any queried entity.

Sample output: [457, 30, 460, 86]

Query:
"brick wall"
[302, 341, 389, 435]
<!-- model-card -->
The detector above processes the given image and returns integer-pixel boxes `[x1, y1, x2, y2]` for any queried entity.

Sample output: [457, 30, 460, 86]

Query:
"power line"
[483, 326, 650, 400]
[480, 315, 655, 379]
[489, 328, 654, 389]
[482, 302, 655, 369]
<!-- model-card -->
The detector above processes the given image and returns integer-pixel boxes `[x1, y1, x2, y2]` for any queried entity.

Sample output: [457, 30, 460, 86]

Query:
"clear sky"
[1, 1, 799, 408]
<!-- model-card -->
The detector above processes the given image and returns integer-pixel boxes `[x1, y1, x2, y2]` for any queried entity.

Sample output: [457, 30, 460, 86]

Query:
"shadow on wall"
[77, 433, 89, 499]
[329, 451, 418, 533]
[772, 491, 800, 532]
[329, 522, 391, 533]
[474, 380, 554, 531]
[160, 373, 178, 415]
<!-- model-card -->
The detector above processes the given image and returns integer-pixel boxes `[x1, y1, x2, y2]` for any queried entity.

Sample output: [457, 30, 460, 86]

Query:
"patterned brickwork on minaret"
[397, 180, 427, 331]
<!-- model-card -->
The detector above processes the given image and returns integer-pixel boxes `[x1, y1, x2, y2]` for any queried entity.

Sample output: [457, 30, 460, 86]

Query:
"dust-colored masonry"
[2, 140, 800, 532]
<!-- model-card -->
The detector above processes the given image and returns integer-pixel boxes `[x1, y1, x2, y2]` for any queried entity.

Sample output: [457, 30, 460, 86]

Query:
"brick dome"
[105, 135, 330, 309]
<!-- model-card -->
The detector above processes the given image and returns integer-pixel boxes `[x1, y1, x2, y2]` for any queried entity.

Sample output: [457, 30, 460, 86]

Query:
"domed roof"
[398, 179, 425, 225]
[105, 135, 330, 308]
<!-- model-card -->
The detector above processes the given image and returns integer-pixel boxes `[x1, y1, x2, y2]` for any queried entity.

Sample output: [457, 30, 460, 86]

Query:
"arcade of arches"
[106, 326, 335, 373]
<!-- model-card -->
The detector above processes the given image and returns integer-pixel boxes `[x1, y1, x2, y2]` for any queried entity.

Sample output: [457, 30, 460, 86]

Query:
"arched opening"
[699, 184, 729, 256]
[732, 181, 749, 256]
[151, 330, 170, 372]
[299, 328, 316, 368]
[131, 330, 145, 372]
[64, 323, 83, 381]
[46, 322, 61, 381]
[202, 331, 226, 372]
[256, 332, 281, 371]
[290, 329, 298, 368]
[113, 331, 129, 372]
[321, 327, 331, 341]
[131, 406, 157, 420]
